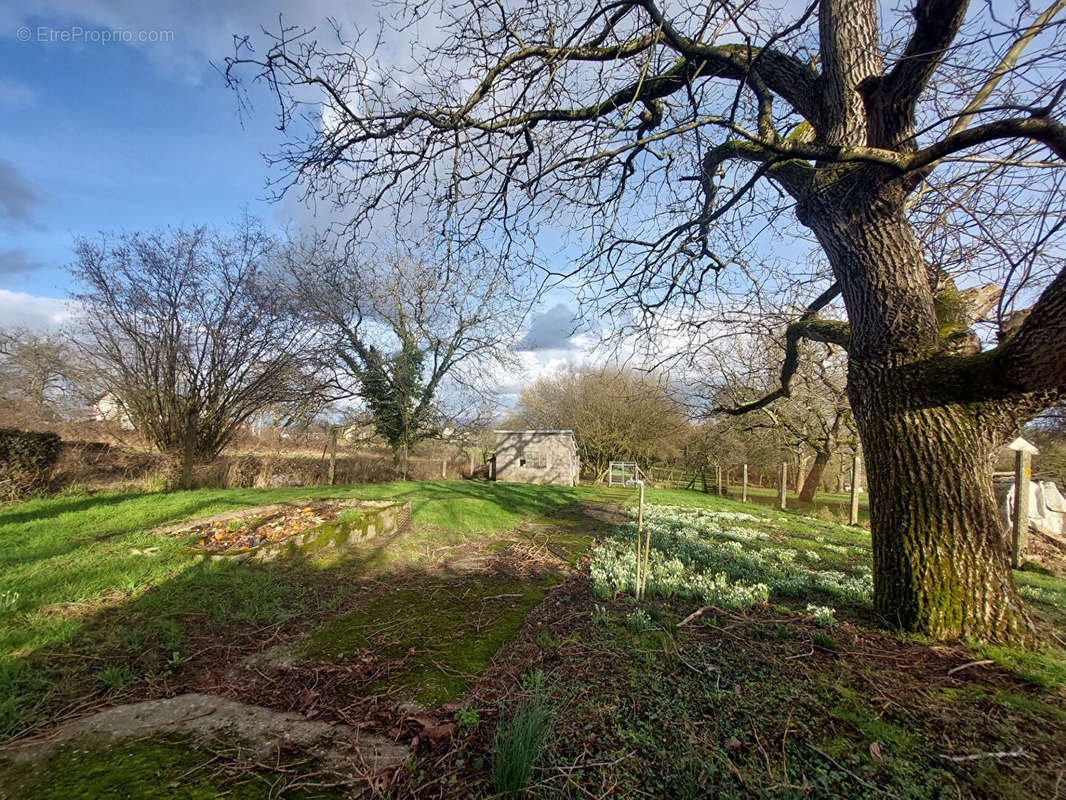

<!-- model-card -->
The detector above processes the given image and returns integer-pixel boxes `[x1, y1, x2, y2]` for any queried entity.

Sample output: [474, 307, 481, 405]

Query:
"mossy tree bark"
[798, 176, 1047, 642]
[850, 369, 1031, 640]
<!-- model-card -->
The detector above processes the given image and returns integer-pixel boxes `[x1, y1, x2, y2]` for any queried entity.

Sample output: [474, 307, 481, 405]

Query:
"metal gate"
[608, 461, 640, 487]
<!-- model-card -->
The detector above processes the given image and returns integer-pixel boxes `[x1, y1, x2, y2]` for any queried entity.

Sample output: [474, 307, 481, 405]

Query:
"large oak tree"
[228, 0, 1066, 642]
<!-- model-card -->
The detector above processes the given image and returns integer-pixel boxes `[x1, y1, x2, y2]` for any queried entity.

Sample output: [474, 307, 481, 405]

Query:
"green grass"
[0, 480, 585, 651]
[0, 480, 589, 736]
[725, 483, 870, 524]
[491, 673, 554, 798]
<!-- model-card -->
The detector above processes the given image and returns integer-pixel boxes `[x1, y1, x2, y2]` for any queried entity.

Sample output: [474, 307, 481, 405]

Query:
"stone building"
[493, 429, 579, 486]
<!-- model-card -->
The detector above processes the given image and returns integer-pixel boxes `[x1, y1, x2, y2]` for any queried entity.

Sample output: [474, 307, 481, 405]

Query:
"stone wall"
[199, 500, 412, 562]
[494, 431, 578, 486]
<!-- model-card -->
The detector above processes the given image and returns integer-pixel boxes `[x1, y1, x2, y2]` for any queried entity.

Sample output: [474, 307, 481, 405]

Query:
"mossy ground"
[302, 572, 561, 706]
[0, 481, 588, 739]
[0, 734, 346, 800]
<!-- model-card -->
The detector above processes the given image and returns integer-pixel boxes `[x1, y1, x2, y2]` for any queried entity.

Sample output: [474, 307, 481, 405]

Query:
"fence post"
[1009, 437, 1039, 568]
[327, 427, 338, 486]
[778, 463, 788, 511]
[742, 464, 748, 503]
[635, 480, 646, 600]
[849, 450, 861, 525]
[442, 456, 447, 479]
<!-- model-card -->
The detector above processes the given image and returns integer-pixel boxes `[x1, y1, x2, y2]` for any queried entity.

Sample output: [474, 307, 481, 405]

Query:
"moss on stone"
[301, 572, 560, 706]
[0, 734, 344, 800]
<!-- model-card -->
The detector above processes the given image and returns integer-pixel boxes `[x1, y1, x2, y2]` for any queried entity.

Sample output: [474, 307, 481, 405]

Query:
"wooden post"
[635, 481, 646, 599]
[639, 481, 651, 598]
[849, 450, 861, 525]
[742, 464, 748, 503]
[778, 463, 787, 511]
[1009, 437, 1039, 568]
[716, 464, 723, 496]
[327, 427, 338, 486]
[442, 456, 447, 479]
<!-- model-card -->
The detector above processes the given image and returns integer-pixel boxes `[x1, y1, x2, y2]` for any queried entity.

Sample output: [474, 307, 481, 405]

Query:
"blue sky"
[0, 6, 296, 323]
[0, 2, 590, 388]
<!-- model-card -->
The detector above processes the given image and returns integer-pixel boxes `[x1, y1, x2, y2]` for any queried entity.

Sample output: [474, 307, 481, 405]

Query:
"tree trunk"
[851, 388, 1031, 642]
[798, 449, 831, 503]
[179, 415, 196, 490]
[799, 174, 1034, 643]
[179, 448, 194, 491]
[801, 412, 844, 503]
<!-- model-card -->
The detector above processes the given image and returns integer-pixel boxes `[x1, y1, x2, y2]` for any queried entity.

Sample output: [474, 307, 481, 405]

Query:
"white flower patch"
[822, 543, 851, 555]
[765, 547, 797, 564]
[1018, 585, 1048, 601]
[599, 504, 875, 608]
[806, 604, 837, 627]
[811, 571, 873, 604]
[587, 537, 768, 608]
[689, 573, 771, 608]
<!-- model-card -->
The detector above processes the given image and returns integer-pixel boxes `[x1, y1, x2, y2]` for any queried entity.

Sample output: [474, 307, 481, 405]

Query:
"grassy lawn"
[0, 480, 589, 738]
[730, 483, 871, 524]
[2, 480, 1065, 798]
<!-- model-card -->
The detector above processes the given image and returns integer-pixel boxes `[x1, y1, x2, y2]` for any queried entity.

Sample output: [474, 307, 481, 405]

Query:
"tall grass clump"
[492, 674, 553, 797]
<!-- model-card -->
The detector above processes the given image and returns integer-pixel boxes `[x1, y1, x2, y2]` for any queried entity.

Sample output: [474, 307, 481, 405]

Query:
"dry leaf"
[870, 741, 884, 762]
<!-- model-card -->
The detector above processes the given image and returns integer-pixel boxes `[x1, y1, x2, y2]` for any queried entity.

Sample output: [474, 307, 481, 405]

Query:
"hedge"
[0, 428, 61, 501]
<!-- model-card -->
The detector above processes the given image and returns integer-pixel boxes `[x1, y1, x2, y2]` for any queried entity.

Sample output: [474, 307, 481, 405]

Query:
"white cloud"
[0, 290, 74, 329]
[518, 302, 580, 351]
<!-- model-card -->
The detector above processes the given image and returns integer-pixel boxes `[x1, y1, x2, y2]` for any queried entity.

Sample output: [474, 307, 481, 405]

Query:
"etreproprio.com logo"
[16, 25, 175, 44]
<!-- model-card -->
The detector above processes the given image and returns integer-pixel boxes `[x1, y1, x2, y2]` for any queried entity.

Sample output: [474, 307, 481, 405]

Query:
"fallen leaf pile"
[182, 504, 343, 552]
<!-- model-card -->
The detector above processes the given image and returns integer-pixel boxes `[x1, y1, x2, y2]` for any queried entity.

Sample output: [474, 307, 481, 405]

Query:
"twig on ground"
[677, 606, 715, 626]
[940, 749, 1028, 762]
[806, 743, 898, 798]
[946, 659, 995, 676]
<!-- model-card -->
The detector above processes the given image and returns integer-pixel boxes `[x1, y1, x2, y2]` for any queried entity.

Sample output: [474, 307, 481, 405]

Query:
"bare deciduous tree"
[289, 241, 524, 478]
[707, 329, 853, 502]
[506, 366, 687, 479]
[227, 1, 1066, 642]
[0, 328, 81, 425]
[73, 220, 322, 488]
